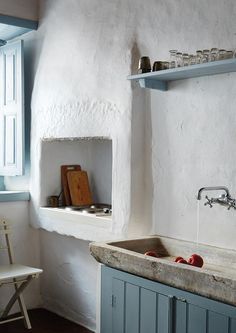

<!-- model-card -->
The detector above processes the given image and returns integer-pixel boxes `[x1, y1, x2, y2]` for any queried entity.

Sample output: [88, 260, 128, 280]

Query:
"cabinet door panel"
[125, 283, 140, 333]
[157, 294, 169, 333]
[208, 311, 229, 333]
[174, 299, 187, 333]
[187, 304, 207, 333]
[230, 318, 236, 333]
[140, 288, 157, 333]
[112, 279, 125, 333]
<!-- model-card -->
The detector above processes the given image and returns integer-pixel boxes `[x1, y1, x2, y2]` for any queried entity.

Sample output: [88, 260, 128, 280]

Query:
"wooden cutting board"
[61, 165, 81, 206]
[67, 170, 93, 206]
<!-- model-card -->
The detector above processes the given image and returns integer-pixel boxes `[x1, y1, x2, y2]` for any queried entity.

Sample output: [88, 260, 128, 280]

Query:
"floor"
[1, 308, 93, 333]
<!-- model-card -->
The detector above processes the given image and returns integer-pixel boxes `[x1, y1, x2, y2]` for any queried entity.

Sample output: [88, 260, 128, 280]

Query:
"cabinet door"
[101, 266, 173, 333]
[111, 279, 173, 333]
[174, 298, 235, 333]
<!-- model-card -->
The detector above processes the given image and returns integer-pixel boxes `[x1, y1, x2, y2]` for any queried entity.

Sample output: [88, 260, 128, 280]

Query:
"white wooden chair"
[0, 220, 42, 329]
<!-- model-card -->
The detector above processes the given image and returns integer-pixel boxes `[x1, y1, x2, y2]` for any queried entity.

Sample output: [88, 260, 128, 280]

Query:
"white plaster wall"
[40, 230, 98, 331]
[0, 201, 42, 312]
[0, 0, 38, 21]
[28, 0, 236, 330]
[31, 0, 134, 235]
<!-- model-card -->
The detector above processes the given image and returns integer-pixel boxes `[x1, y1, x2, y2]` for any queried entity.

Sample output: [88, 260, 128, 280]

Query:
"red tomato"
[175, 256, 184, 262]
[176, 258, 188, 264]
[188, 254, 204, 268]
[144, 250, 159, 257]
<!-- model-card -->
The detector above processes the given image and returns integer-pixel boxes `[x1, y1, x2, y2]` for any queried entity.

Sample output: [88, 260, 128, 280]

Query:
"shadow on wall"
[129, 39, 153, 235]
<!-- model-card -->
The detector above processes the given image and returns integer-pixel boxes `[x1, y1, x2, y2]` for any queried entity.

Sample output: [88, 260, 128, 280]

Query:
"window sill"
[39, 207, 118, 242]
[0, 191, 30, 202]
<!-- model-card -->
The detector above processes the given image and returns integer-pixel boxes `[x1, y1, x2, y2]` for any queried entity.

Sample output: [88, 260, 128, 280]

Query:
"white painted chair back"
[0, 220, 14, 264]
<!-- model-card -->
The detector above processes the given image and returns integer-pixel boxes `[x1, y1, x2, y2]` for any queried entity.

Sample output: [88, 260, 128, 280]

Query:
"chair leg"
[1, 276, 33, 329]
[17, 293, 32, 329]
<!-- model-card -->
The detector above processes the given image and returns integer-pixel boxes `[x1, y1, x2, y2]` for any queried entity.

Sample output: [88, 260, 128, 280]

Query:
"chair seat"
[0, 264, 42, 281]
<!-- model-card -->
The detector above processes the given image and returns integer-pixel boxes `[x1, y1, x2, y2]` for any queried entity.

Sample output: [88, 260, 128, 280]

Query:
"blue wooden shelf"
[127, 58, 236, 91]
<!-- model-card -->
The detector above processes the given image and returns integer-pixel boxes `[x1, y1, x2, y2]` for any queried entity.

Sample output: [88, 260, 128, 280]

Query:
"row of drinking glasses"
[168, 49, 235, 68]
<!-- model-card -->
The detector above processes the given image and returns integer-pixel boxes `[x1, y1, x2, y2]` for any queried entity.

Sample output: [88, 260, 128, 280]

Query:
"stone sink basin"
[90, 235, 236, 306]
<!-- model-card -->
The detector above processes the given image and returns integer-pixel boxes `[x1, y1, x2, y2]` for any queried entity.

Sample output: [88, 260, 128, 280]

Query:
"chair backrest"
[0, 220, 14, 264]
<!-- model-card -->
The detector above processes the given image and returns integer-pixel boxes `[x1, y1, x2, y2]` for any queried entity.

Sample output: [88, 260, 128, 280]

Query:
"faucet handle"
[227, 200, 236, 210]
[204, 195, 213, 208]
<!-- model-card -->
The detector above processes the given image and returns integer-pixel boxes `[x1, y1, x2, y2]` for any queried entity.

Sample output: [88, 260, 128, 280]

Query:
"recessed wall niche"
[40, 138, 112, 207]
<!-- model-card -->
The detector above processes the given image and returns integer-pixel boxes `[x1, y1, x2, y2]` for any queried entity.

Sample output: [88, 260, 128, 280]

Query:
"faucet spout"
[197, 186, 230, 200]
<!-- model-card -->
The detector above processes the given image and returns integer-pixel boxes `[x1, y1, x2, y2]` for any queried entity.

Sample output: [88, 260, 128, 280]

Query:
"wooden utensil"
[61, 165, 81, 206]
[67, 170, 93, 206]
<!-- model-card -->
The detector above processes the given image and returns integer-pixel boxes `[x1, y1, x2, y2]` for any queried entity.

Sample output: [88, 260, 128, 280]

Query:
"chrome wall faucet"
[197, 186, 236, 210]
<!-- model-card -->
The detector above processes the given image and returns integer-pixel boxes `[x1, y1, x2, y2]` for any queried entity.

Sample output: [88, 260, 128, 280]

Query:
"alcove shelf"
[39, 207, 116, 242]
[127, 58, 236, 91]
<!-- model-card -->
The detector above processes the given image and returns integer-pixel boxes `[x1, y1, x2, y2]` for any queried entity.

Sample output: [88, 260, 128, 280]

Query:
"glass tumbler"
[163, 61, 170, 70]
[196, 50, 203, 64]
[202, 49, 210, 63]
[218, 49, 226, 60]
[176, 52, 183, 67]
[169, 50, 178, 68]
[189, 55, 196, 65]
[182, 53, 189, 66]
[210, 48, 218, 61]
[225, 50, 233, 59]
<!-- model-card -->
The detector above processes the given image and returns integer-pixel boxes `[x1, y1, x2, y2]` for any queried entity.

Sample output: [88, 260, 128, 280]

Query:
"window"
[0, 40, 24, 176]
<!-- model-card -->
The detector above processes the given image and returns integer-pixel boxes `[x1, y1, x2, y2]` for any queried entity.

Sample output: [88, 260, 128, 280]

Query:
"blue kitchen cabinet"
[101, 265, 236, 333]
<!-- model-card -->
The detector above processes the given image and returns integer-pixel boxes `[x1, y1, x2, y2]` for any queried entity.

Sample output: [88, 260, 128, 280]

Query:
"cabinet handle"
[176, 297, 186, 303]
[168, 295, 174, 333]
[111, 294, 116, 307]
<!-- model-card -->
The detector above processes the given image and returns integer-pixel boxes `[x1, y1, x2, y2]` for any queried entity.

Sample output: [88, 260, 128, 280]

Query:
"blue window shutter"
[0, 40, 24, 176]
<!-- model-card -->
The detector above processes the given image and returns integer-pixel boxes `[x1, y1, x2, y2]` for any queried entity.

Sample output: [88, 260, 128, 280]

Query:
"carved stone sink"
[90, 236, 236, 306]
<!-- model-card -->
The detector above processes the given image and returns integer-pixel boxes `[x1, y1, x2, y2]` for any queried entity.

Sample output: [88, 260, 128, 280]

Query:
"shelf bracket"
[139, 78, 168, 91]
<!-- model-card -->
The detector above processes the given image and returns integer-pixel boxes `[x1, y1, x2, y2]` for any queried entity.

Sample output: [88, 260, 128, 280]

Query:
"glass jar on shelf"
[196, 50, 203, 64]
[169, 49, 178, 68]
[202, 49, 210, 63]
[176, 52, 183, 67]
[225, 50, 233, 59]
[189, 54, 196, 65]
[210, 48, 219, 61]
[163, 61, 170, 70]
[218, 49, 226, 60]
[182, 53, 189, 66]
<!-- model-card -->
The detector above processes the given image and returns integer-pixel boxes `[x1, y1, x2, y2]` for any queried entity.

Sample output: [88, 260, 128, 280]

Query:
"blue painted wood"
[139, 78, 167, 91]
[0, 14, 38, 30]
[112, 278, 125, 333]
[125, 283, 139, 333]
[140, 288, 157, 333]
[101, 266, 113, 333]
[174, 299, 187, 333]
[0, 177, 5, 190]
[157, 294, 169, 333]
[128, 58, 236, 91]
[0, 40, 24, 176]
[101, 266, 236, 333]
[0, 191, 29, 202]
[230, 318, 236, 332]
[208, 311, 229, 333]
[187, 304, 207, 333]
[0, 23, 30, 41]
